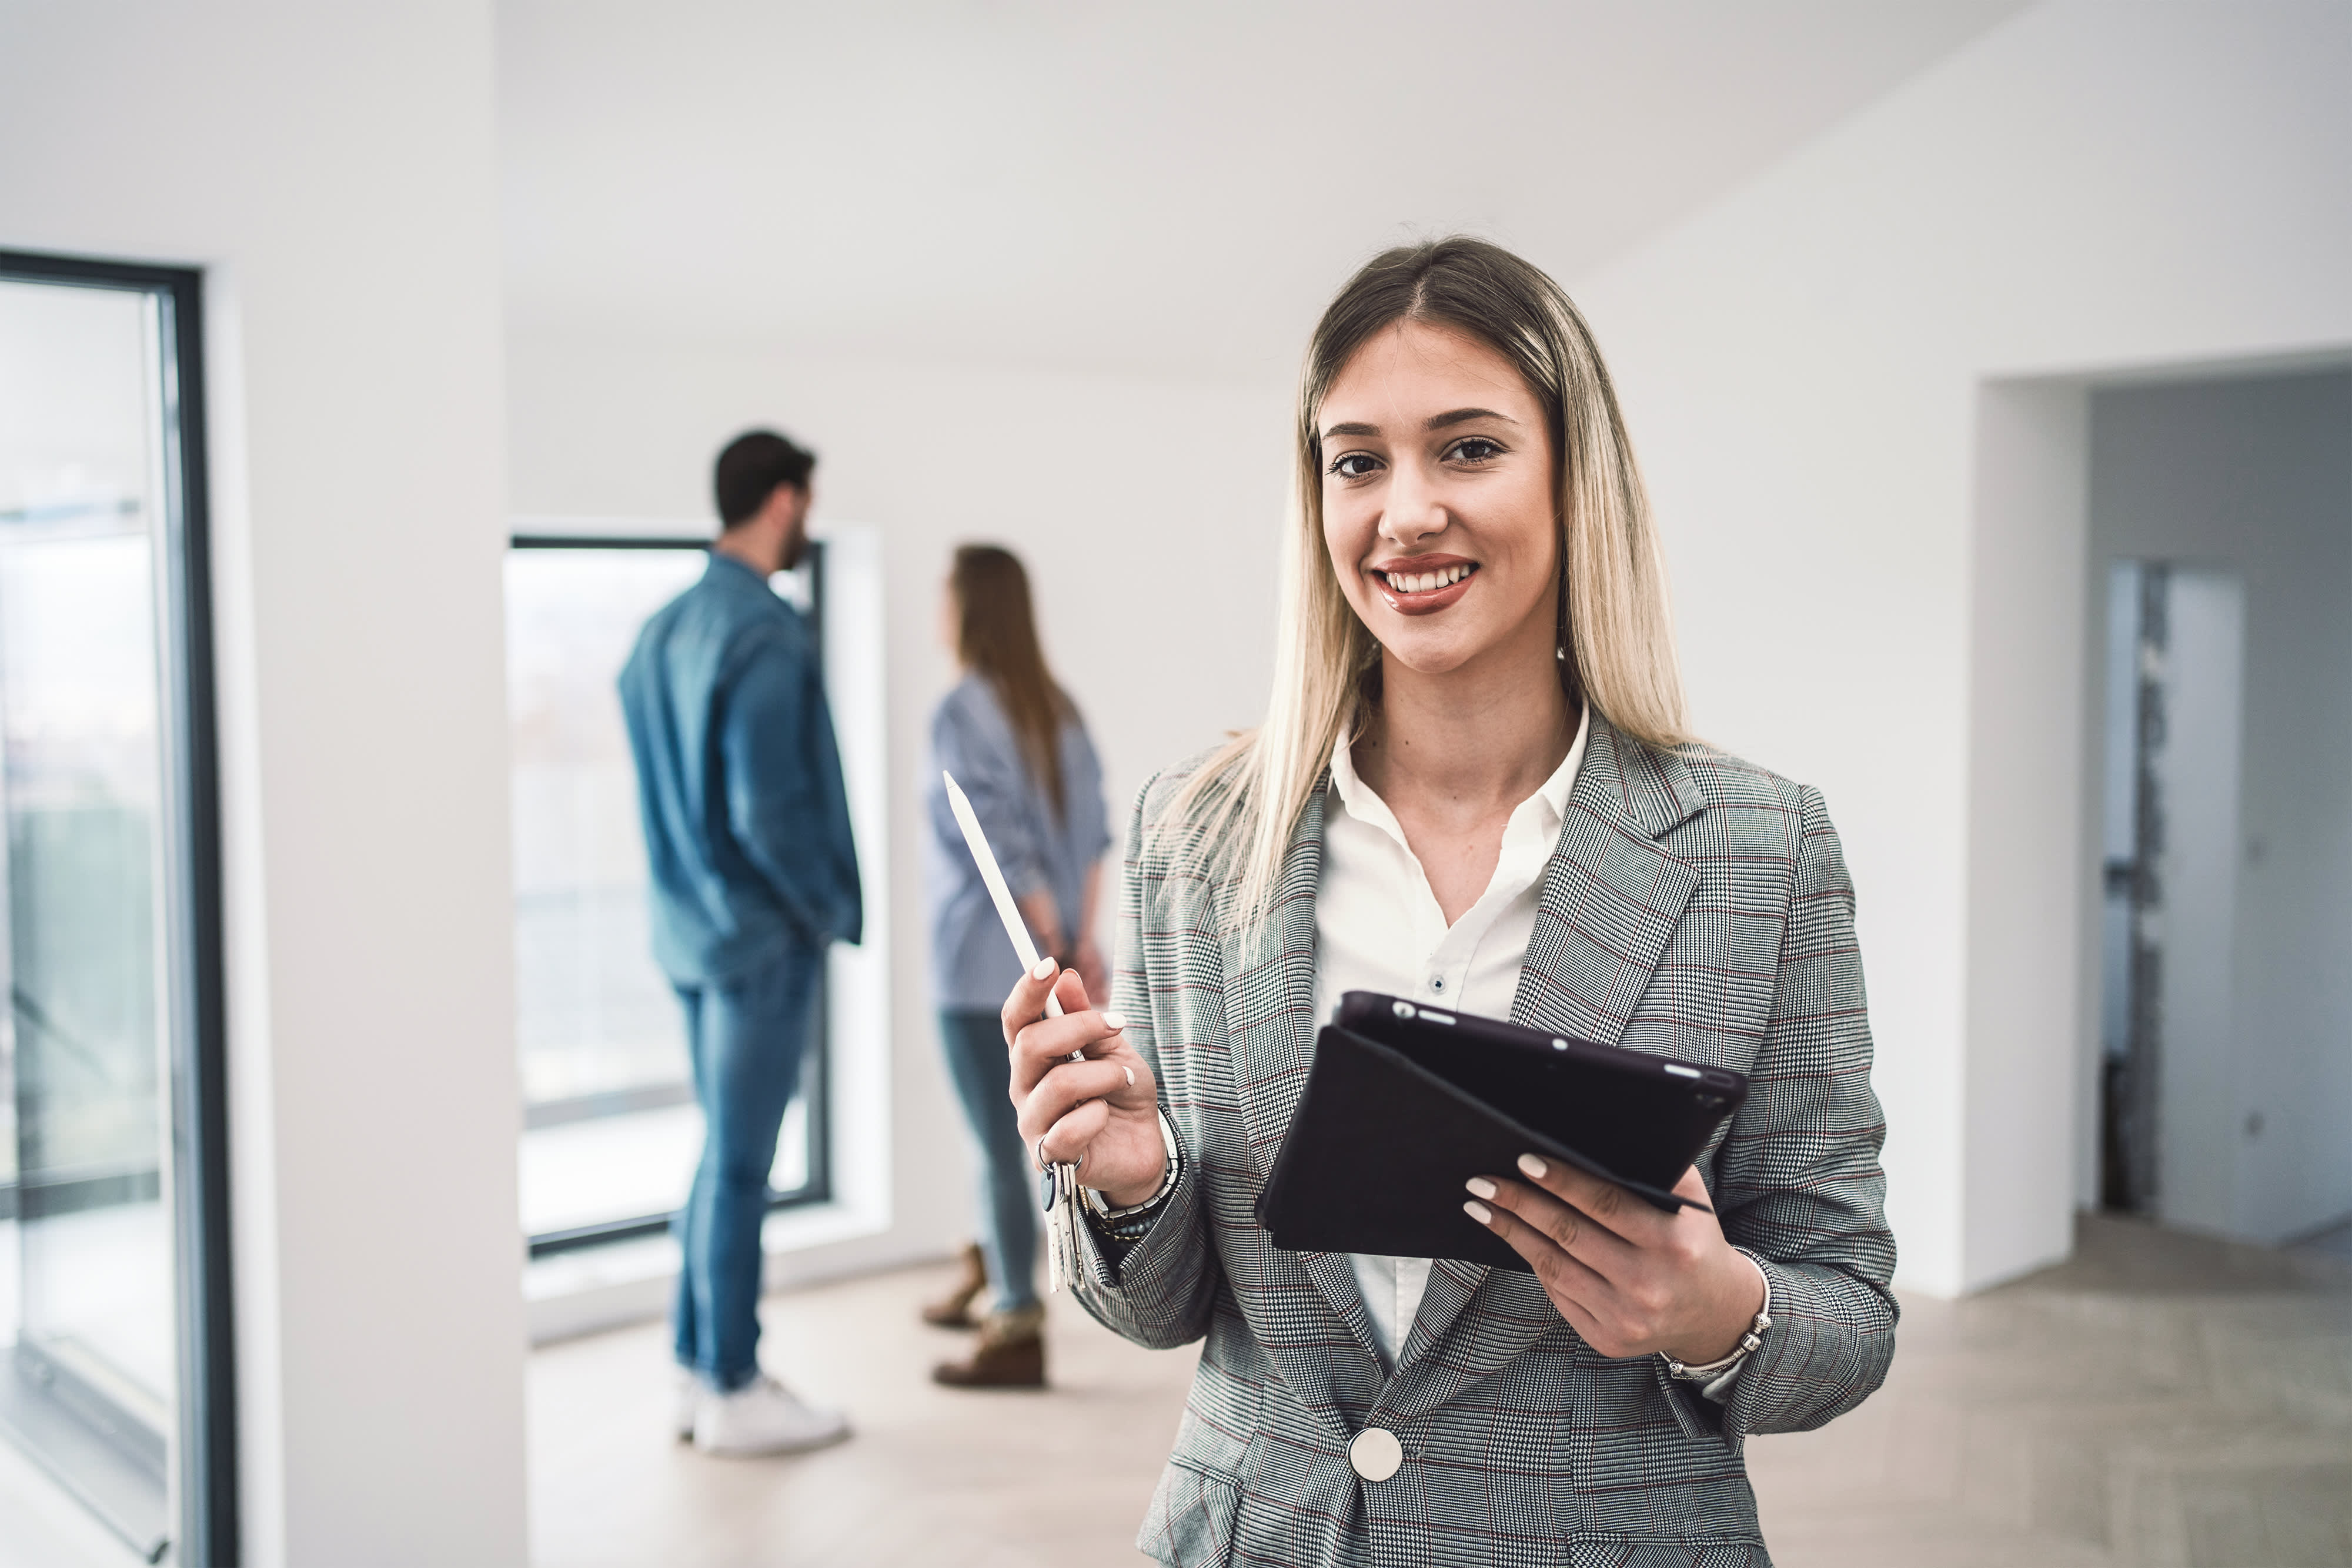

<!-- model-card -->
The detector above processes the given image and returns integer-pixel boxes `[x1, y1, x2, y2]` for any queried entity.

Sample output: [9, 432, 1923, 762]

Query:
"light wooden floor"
[529, 1215, 2352, 1567]
[1749, 1215, 2352, 1566]
[529, 1265, 1197, 1567]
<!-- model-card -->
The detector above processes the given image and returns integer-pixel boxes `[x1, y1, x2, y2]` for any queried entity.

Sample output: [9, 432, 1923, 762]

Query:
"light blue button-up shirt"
[924, 673, 1110, 1011]
[619, 553, 861, 985]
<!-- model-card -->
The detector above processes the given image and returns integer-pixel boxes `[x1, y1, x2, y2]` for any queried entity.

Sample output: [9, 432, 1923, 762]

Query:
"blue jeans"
[937, 1008, 1039, 1313]
[671, 945, 823, 1392]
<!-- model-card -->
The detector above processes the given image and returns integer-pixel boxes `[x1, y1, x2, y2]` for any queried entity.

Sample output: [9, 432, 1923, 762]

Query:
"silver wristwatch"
[1080, 1108, 1182, 1221]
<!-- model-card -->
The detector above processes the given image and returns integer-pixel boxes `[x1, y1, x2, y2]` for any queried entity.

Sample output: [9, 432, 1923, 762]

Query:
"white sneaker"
[691, 1375, 851, 1458]
[673, 1368, 698, 1442]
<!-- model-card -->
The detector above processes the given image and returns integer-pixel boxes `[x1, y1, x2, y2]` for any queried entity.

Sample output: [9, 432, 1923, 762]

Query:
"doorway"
[2084, 369, 2352, 1245]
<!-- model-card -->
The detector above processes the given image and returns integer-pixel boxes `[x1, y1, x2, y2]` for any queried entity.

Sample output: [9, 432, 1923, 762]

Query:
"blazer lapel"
[1227, 778, 1328, 1179]
[1390, 716, 1705, 1388]
[1511, 714, 1706, 1044]
[1224, 780, 1385, 1369]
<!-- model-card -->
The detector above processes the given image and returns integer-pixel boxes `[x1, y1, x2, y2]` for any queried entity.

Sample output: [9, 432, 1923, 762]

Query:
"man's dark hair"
[713, 429, 816, 529]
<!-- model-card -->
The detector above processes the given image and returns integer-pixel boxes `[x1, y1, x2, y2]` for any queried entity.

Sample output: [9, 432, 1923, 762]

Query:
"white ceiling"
[499, 1, 2032, 386]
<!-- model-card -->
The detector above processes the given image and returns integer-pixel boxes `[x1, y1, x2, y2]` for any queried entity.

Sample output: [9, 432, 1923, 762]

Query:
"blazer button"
[1349, 1426, 1403, 1482]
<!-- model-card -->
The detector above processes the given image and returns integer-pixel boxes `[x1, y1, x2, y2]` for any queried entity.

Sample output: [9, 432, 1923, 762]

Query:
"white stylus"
[944, 769, 1089, 1294]
[943, 771, 1067, 1022]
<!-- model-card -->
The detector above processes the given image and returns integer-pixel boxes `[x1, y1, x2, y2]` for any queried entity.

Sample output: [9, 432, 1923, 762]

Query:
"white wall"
[505, 332, 1291, 1281]
[1962, 381, 2088, 1290]
[0, 4, 524, 1563]
[2089, 372, 2352, 1242]
[1579, 1, 2352, 1293]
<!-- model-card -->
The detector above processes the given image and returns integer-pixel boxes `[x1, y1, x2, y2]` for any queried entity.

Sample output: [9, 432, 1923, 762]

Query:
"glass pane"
[507, 550, 707, 1110]
[0, 276, 179, 1558]
[507, 548, 818, 1246]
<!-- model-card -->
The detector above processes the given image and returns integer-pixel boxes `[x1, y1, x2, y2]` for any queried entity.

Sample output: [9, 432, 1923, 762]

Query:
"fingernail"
[1463, 1199, 1494, 1224]
[1033, 957, 1057, 980]
[1465, 1176, 1498, 1200]
[1517, 1154, 1549, 1179]
[1122, 1065, 1135, 1086]
[1102, 1010, 1127, 1031]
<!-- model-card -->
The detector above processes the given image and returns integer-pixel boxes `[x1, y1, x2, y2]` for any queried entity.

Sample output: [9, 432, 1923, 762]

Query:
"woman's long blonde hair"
[1174, 236, 1688, 919]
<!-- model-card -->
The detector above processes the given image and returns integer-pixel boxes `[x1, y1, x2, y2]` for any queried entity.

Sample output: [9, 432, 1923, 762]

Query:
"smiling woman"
[995, 237, 1895, 1567]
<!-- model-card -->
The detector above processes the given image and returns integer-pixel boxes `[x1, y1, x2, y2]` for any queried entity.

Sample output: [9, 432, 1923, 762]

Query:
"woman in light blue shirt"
[921, 544, 1111, 1387]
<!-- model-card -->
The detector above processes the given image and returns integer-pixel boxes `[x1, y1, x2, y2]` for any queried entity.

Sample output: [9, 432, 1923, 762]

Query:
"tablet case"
[1254, 992, 1749, 1271]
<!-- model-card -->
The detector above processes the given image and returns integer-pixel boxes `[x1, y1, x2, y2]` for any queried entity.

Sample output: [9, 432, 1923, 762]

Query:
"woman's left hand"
[1465, 1158, 1765, 1364]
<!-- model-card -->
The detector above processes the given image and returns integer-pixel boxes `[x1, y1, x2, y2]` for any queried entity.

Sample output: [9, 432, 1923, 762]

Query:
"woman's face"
[1318, 320, 1558, 683]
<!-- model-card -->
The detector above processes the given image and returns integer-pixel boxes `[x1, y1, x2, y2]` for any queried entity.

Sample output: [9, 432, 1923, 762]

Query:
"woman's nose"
[1379, 462, 1448, 546]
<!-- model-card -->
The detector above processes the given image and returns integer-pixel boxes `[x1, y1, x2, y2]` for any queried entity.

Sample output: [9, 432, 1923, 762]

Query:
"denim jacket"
[619, 553, 860, 983]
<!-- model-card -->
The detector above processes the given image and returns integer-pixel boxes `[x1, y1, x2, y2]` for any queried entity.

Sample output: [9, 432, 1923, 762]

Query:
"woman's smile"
[1372, 555, 1481, 616]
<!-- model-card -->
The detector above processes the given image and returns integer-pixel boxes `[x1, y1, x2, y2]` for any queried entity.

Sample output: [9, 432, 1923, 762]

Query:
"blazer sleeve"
[1069, 771, 1220, 1350]
[1669, 783, 1897, 1452]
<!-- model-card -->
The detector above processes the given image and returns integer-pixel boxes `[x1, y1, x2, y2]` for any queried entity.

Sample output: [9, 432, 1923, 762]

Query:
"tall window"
[506, 534, 831, 1255]
[0, 254, 231, 1562]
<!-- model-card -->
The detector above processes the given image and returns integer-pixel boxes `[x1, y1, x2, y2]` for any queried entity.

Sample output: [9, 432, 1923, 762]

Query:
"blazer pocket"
[1139, 1456, 1241, 1568]
[1140, 1405, 1257, 1567]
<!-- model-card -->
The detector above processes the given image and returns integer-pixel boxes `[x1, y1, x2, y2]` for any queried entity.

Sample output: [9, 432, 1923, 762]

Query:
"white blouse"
[1313, 707, 1590, 1369]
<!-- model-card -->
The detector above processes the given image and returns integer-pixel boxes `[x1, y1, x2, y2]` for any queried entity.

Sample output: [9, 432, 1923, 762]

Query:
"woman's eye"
[1328, 452, 1382, 479]
[1448, 437, 1504, 464]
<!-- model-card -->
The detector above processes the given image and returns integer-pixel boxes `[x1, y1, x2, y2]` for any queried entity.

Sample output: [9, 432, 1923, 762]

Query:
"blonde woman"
[1001, 238, 1893, 1564]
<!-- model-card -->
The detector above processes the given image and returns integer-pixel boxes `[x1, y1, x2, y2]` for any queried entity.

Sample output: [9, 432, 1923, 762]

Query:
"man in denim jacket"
[619, 429, 861, 1457]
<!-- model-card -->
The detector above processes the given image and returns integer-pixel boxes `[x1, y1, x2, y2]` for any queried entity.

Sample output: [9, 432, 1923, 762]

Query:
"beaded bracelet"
[1662, 1252, 1774, 1402]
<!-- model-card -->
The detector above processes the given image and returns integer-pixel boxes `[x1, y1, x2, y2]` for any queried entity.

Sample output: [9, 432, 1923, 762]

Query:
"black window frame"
[507, 533, 834, 1259]
[0, 249, 236, 1566]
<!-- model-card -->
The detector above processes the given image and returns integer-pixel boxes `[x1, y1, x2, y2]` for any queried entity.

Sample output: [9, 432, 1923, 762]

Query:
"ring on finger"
[1033, 1136, 1084, 1174]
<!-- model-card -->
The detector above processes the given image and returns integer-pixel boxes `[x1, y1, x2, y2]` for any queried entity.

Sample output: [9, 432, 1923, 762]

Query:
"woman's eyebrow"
[1321, 407, 1516, 441]
[1426, 406, 1515, 431]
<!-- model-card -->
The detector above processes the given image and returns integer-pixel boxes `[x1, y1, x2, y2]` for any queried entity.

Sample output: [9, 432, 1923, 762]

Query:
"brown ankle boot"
[920, 1242, 988, 1329]
[932, 1306, 1047, 1389]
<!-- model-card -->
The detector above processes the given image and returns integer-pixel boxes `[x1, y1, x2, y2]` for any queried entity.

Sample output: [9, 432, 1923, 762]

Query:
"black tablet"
[1254, 991, 1749, 1269]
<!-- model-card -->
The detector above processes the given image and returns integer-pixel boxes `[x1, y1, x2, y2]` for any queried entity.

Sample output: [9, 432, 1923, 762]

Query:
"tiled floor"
[532, 1214, 2352, 1566]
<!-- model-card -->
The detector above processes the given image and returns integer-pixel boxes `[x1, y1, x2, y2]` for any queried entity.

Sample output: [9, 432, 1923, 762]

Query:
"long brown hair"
[950, 544, 1073, 815]
[1175, 236, 1687, 917]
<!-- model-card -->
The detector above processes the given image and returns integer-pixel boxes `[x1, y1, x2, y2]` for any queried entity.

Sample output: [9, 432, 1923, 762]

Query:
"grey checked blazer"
[1074, 715, 1896, 1567]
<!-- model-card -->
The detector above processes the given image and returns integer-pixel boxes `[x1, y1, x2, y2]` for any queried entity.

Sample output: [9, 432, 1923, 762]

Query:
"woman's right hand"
[1003, 958, 1167, 1208]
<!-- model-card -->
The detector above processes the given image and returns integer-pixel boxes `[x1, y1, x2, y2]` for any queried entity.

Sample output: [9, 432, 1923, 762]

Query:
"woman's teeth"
[1382, 563, 1475, 593]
